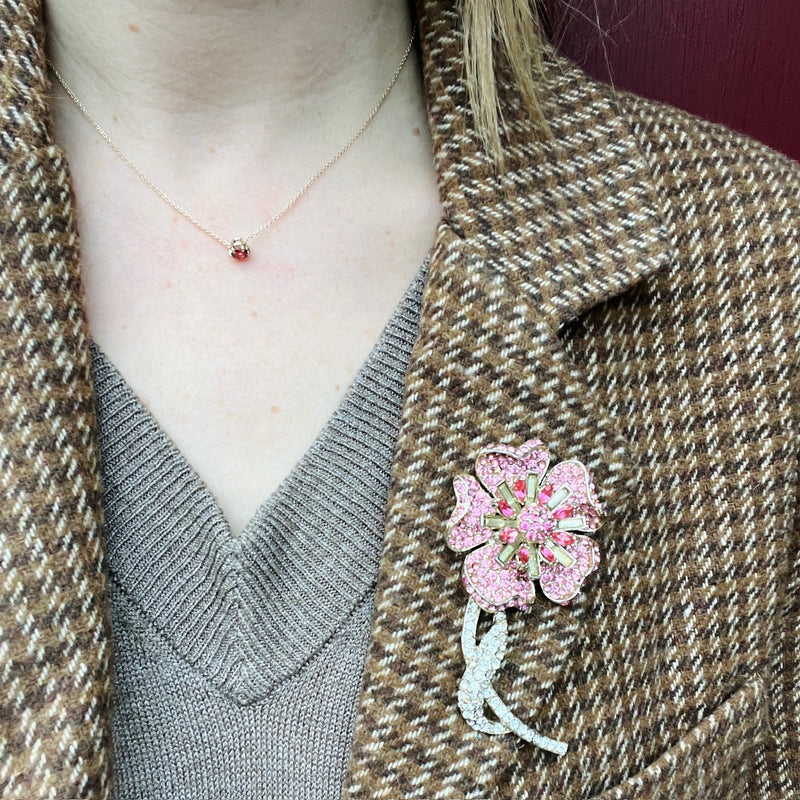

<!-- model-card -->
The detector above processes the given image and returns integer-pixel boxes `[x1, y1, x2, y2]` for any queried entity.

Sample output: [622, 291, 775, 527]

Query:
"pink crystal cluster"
[447, 440, 603, 612]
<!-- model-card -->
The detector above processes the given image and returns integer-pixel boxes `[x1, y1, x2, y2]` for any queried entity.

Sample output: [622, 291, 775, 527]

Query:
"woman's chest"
[81, 220, 434, 533]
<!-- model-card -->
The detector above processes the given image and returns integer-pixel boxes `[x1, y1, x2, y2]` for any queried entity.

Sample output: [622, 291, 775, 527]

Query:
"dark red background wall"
[546, 0, 800, 161]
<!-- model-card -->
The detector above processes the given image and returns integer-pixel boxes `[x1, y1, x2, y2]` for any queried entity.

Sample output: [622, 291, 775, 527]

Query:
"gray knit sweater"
[91, 264, 426, 800]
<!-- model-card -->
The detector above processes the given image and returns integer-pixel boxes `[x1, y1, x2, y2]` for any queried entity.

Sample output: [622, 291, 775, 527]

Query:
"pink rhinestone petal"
[538, 534, 601, 605]
[446, 475, 496, 551]
[475, 440, 550, 496]
[543, 460, 604, 530]
[463, 542, 535, 612]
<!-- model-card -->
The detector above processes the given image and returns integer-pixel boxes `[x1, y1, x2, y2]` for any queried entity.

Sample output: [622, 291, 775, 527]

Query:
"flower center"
[518, 505, 554, 544]
[482, 474, 581, 572]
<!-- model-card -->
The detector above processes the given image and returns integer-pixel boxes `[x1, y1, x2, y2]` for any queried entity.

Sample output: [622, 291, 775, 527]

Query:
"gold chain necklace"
[49, 28, 416, 262]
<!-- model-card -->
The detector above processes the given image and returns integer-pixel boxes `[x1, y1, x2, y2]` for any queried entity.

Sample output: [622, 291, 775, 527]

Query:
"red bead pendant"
[229, 239, 250, 261]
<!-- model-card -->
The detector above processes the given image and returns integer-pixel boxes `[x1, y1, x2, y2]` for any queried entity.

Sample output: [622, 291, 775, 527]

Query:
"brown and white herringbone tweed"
[342, 2, 800, 799]
[0, 2, 111, 799]
[1, 0, 798, 798]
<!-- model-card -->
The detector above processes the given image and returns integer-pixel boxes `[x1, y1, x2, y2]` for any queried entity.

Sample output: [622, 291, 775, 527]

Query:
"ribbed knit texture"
[90, 263, 426, 800]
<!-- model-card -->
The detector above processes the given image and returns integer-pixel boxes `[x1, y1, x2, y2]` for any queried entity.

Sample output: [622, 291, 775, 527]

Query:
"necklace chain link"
[49, 27, 417, 260]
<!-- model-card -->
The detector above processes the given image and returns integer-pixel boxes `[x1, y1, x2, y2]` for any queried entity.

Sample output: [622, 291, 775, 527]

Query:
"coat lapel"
[342, 1, 674, 797]
[0, 2, 112, 797]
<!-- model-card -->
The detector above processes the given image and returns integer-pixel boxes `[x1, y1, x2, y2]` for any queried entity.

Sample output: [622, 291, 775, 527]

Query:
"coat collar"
[342, 1, 672, 796]
[417, 1, 671, 328]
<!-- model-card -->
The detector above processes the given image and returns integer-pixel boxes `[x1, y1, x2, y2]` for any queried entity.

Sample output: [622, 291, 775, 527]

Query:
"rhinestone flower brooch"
[446, 440, 603, 755]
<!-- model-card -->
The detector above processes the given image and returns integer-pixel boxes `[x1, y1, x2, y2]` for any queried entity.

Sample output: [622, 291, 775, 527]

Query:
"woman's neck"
[45, 0, 416, 160]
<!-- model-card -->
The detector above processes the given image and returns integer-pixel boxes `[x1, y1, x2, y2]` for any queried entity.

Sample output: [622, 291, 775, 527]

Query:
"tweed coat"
[1, 0, 799, 798]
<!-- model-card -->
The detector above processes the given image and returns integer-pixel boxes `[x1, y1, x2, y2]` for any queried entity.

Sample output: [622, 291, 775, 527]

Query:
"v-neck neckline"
[92, 262, 427, 704]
